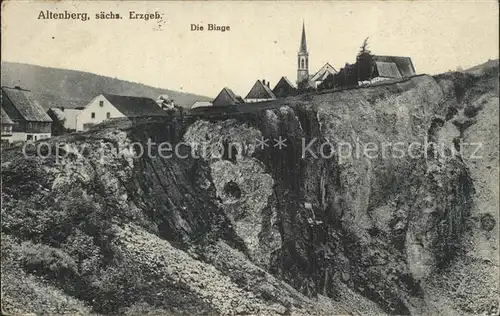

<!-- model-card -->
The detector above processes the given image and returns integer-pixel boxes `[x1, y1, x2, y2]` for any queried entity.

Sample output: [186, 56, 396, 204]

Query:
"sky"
[2, 1, 499, 99]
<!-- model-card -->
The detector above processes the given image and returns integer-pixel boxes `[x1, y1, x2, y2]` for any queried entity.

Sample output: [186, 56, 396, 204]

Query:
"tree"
[344, 63, 358, 87]
[333, 69, 345, 89]
[357, 37, 371, 57]
[318, 74, 334, 90]
[297, 78, 313, 94]
[356, 37, 373, 82]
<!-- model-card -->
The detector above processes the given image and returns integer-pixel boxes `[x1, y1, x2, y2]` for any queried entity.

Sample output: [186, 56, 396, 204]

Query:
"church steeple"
[299, 21, 307, 53]
[297, 21, 309, 85]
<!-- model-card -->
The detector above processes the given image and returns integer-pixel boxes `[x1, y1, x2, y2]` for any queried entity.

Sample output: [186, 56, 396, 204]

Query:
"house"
[191, 101, 213, 109]
[1, 107, 14, 147]
[1, 86, 52, 143]
[309, 63, 337, 88]
[48, 107, 83, 131]
[370, 55, 416, 82]
[212, 87, 244, 107]
[75, 93, 167, 131]
[244, 79, 276, 103]
[272, 77, 296, 98]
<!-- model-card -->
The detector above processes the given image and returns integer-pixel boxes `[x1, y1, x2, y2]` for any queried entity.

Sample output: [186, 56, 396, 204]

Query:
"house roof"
[101, 93, 167, 117]
[282, 77, 296, 88]
[191, 101, 213, 109]
[374, 61, 402, 78]
[34, 93, 89, 110]
[1, 86, 52, 122]
[372, 55, 416, 77]
[213, 87, 244, 106]
[223, 88, 239, 102]
[310, 63, 338, 82]
[1, 107, 14, 124]
[273, 77, 296, 90]
[245, 80, 276, 100]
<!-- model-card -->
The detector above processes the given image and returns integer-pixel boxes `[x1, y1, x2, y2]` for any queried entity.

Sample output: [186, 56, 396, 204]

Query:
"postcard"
[1, 1, 498, 315]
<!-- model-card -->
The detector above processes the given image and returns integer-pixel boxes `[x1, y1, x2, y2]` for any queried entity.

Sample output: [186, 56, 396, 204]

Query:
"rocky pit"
[1, 65, 498, 315]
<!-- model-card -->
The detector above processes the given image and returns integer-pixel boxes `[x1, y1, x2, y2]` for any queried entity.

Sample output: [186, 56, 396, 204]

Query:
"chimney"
[262, 79, 266, 85]
[267, 81, 270, 88]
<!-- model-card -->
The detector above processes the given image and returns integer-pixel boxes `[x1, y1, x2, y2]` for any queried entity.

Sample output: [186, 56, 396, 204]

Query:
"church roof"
[299, 21, 307, 53]
[245, 80, 276, 100]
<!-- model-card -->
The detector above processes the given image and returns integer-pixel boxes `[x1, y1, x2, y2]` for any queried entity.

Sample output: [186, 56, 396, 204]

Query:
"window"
[34, 136, 38, 141]
[99, 101, 104, 107]
[27, 135, 33, 141]
[106, 112, 111, 119]
[91, 112, 96, 119]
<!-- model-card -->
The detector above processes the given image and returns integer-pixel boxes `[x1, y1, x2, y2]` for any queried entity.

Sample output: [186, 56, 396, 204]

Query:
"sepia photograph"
[1, 0, 499, 315]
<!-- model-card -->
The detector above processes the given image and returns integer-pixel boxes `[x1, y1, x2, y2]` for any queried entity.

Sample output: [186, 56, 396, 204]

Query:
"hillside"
[464, 59, 499, 76]
[1, 62, 212, 109]
[1, 64, 498, 315]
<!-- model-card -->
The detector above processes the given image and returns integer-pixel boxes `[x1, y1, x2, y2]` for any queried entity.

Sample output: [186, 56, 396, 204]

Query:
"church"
[296, 22, 337, 89]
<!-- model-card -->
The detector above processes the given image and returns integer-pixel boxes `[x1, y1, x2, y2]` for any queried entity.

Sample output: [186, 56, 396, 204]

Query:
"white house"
[75, 93, 167, 131]
[49, 108, 83, 131]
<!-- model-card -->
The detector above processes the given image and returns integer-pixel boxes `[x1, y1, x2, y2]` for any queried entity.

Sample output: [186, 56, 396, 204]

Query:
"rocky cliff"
[1, 65, 498, 315]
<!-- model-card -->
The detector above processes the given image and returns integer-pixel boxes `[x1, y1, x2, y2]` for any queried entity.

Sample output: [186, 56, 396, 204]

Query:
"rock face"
[1, 67, 498, 315]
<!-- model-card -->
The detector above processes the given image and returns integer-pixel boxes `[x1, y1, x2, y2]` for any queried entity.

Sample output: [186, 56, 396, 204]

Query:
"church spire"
[297, 20, 309, 85]
[299, 20, 307, 53]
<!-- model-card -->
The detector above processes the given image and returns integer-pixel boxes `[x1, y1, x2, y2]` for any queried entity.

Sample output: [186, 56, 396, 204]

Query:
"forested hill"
[1, 62, 212, 109]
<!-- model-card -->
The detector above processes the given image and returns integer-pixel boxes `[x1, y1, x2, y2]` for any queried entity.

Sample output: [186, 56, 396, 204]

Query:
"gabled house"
[272, 77, 297, 98]
[1, 86, 52, 142]
[309, 63, 337, 88]
[370, 55, 416, 82]
[75, 93, 167, 131]
[244, 79, 276, 103]
[212, 87, 244, 107]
